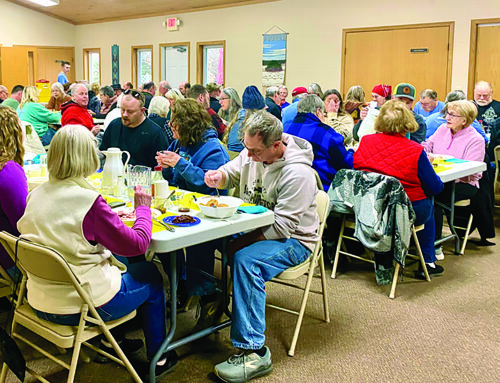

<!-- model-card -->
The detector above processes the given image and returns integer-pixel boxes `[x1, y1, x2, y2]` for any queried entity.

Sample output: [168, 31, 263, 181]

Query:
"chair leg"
[287, 265, 316, 357]
[0, 363, 8, 383]
[459, 213, 474, 255]
[318, 251, 330, 323]
[67, 309, 88, 383]
[413, 229, 430, 282]
[389, 263, 400, 299]
[331, 216, 346, 279]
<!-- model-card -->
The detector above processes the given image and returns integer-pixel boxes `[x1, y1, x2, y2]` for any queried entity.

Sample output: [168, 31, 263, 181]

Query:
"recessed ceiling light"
[27, 0, 59, 7]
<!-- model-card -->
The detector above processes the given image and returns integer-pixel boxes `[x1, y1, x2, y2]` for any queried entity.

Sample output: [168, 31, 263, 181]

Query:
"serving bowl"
[195, 196, 243, 219]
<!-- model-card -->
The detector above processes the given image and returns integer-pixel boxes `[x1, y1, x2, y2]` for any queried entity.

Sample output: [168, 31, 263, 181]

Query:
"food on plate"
[200, 198, 229, 208]
[178, 207, 191, 213]
[117, 208, 136, 220]
[172, 215, 197, 224]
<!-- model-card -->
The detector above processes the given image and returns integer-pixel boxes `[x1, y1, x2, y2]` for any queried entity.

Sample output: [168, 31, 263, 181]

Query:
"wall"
[4, 0, 500, 96]
[1, 0, 75, 46]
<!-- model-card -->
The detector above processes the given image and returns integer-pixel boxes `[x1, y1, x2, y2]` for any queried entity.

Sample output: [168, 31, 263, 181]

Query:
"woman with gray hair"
[148, 96, 174, 145]
[323, 89, 355, 146]
[425, 90, 488, 142]
[218, 87, 242, 125]
[46, 82, 71, 111]
[17, 125, 177, 380]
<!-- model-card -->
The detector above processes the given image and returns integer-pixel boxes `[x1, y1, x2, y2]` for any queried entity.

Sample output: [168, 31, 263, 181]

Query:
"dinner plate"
[163, 215, 201, 227]
[117, 207, 161, 222]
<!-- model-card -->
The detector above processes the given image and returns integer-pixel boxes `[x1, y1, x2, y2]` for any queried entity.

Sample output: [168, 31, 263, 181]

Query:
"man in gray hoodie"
[205, 110, 320, 383]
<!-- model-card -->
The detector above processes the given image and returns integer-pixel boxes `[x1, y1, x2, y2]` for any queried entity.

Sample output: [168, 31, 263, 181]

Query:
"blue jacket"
[162, 128, 230, 195]
[284, 112, 354, 191]
[227, 109, 245, 152]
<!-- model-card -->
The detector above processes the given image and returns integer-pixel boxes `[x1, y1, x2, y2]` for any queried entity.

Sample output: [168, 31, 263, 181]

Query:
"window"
[83, 48, 100, 83]
[160, 43, 190, 88]
[132, 45, 153, 88]
[197, 41, 225, 85]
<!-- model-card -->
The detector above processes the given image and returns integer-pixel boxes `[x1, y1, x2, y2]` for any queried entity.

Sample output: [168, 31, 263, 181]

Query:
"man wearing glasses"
[100, 89, 169, 169]
[205, 110, 320, 383]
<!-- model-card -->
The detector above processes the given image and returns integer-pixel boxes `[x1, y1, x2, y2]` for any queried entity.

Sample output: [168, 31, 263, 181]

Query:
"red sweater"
[353, 133, 426, 201]
[60, 101, 95, 131]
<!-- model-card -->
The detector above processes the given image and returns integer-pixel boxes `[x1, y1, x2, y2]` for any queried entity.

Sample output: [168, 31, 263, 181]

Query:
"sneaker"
[214, 347, 273, 383]
[94, 338, 143, 364]
[192, 295, 224, 333]
[435, 247, 444, 260]
[133, 350, 178, 382]
[416, 263, 444, 280]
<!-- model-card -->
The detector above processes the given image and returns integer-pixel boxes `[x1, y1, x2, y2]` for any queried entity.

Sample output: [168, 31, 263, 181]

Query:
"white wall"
[1, 0, 75, 46]
[3, 0, 500, 95]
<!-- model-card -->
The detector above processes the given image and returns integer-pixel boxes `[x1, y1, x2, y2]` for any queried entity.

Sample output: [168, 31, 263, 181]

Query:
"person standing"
[57, 61, 71, 85]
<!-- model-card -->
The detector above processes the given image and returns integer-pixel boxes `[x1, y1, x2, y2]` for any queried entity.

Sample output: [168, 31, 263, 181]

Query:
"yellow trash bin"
[36, 80, 51, 103]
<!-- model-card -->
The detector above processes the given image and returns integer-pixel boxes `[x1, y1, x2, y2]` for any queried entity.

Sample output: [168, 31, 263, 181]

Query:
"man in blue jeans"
[205, 110, 320, 382]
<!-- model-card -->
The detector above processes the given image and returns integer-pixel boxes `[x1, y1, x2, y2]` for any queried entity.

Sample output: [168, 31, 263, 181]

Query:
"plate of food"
[195, 196, 243, 219]
[116, 207, 161, 222]
[163, 214, 201, 227]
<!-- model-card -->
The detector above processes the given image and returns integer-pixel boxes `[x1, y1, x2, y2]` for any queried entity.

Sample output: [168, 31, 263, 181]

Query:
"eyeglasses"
[445, 112, 462, 119]
[123, 89, 141, 99]
[241, 140, 266, 156]
[220, 97, 230, 101]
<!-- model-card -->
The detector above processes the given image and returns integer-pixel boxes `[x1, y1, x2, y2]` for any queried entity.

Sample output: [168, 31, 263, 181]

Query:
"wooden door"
[0, 46, 35, 91]
[469, 21, 500, 99]
[342, 23, 453, 102]
[36, 47, 75, 83]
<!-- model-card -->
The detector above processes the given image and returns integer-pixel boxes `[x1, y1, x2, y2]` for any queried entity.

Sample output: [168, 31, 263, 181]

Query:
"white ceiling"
[7, 0, 276, 25]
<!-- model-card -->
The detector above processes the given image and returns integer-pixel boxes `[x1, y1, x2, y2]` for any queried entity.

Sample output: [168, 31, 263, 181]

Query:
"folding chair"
[266, 190, 330, 356]
[0, 231, 142, 383]
[329, 170, 431, 299]
[0, 264, 14, 300]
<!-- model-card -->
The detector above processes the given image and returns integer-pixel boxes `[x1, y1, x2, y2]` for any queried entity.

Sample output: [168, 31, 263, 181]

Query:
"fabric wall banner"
[262, 33, 287, 87]
[112, 44, 119, 85]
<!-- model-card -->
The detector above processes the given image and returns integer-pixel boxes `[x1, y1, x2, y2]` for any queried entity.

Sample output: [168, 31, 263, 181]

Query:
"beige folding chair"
[266, 190, 330, 356]
[450, 200, 474, 255]
[331, 215, 430, 299]
[0, 263, 14, 300]
[0, 231, 142, 383]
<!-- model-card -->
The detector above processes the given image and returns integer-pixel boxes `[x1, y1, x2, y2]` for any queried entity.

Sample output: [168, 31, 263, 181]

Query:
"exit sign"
[167, 18, 179, 31]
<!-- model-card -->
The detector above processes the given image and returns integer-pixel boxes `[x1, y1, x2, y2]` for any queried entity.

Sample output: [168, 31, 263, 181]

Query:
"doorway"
[341, 22, 454, 102]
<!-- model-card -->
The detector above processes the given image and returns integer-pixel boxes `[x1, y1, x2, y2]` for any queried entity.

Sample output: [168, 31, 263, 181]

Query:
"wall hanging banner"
[262, 32, 287, 87]
[112, 44, 119, 85]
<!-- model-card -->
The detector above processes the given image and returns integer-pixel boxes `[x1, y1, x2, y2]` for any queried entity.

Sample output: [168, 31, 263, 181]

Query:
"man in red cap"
[353, 84, 392, 142]
[282, 86, 308, 126]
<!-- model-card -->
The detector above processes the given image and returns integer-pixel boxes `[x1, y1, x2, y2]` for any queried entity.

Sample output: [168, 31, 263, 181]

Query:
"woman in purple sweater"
[422, 100, 485, 248]
[0, 105, 27, 280]
[17, 125, 175, 381]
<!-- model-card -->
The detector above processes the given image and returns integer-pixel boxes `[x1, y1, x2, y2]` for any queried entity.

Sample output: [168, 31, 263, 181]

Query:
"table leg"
[434, 182, 461, 253]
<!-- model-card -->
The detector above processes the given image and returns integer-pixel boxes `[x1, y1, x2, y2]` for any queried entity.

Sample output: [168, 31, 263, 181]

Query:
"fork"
[152, 217, 175, 232]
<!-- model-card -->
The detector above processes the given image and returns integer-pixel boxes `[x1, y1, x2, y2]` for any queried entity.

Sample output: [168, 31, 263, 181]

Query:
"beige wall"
[4, 0, 500, 96]
[1, 0, 75, 46]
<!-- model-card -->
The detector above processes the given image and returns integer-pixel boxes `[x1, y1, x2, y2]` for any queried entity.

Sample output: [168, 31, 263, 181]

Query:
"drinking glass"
[126, 165, 152, 198]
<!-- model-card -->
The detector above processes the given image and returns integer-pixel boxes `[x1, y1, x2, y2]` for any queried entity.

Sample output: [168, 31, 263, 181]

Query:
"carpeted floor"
[1, 211, 499, 383]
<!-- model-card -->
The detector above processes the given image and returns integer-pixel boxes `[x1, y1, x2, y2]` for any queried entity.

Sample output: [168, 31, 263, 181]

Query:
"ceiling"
[7, 0, 276, 25]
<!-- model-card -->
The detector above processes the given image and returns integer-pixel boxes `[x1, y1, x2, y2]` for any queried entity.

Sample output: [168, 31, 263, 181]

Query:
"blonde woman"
[218, 87, 242, 125]
[46, 82, 71, 111]
[165, 88, 184, 121]
[149, 96, 173, 144]
[0, 106, 27, 279]
[344, 85, 366, 123]
[18, 86, 61, 146]
[88, 82, 101, 114]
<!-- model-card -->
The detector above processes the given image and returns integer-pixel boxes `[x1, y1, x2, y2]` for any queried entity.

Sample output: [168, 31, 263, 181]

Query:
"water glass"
[126, 165, 152, 198]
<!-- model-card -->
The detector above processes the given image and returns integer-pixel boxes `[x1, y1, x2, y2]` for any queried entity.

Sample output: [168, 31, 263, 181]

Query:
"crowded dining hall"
[0, 0, 499, 382]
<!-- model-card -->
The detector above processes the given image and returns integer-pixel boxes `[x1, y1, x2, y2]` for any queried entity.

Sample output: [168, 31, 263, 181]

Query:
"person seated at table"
[218, 87, 242, 126]
[60, 83, 99, 136]
[354, 100, 445, 278]
[165, 88, 184, 122]
[205, 110, 320, 383]
[284, 94, 354, 191]
[224, 85, 266, 154]
[46, 82, 71, 112]
[94, 85, 118, 119]
[17, 86, 61, 146]
[100, 89, 169, 169]
[103, 93, 123, 129]
[88, 82, 102, 115]
[156, 98, 229, 195]
[422, 100, 485, 253]
[17, 125, 176, 380]
[322, 89, 355, 146]
[0, 106, 27, 282]
[148, 96, 174, 145]
[425, 90, 489, 143]
[344, 85, 365, 123]
[354, 84, 392, 142]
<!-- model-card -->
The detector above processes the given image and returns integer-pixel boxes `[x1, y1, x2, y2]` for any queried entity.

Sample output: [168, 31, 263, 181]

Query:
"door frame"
[467, 18, 500, 99]
[341, 21, 454, 97]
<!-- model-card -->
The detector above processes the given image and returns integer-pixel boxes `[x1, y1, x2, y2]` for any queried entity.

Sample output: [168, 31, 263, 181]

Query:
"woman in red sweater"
[354, 100, 445, 278]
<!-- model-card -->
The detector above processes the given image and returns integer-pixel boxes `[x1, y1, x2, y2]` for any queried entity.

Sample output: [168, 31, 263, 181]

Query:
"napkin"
[237, 205, 267, 214]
